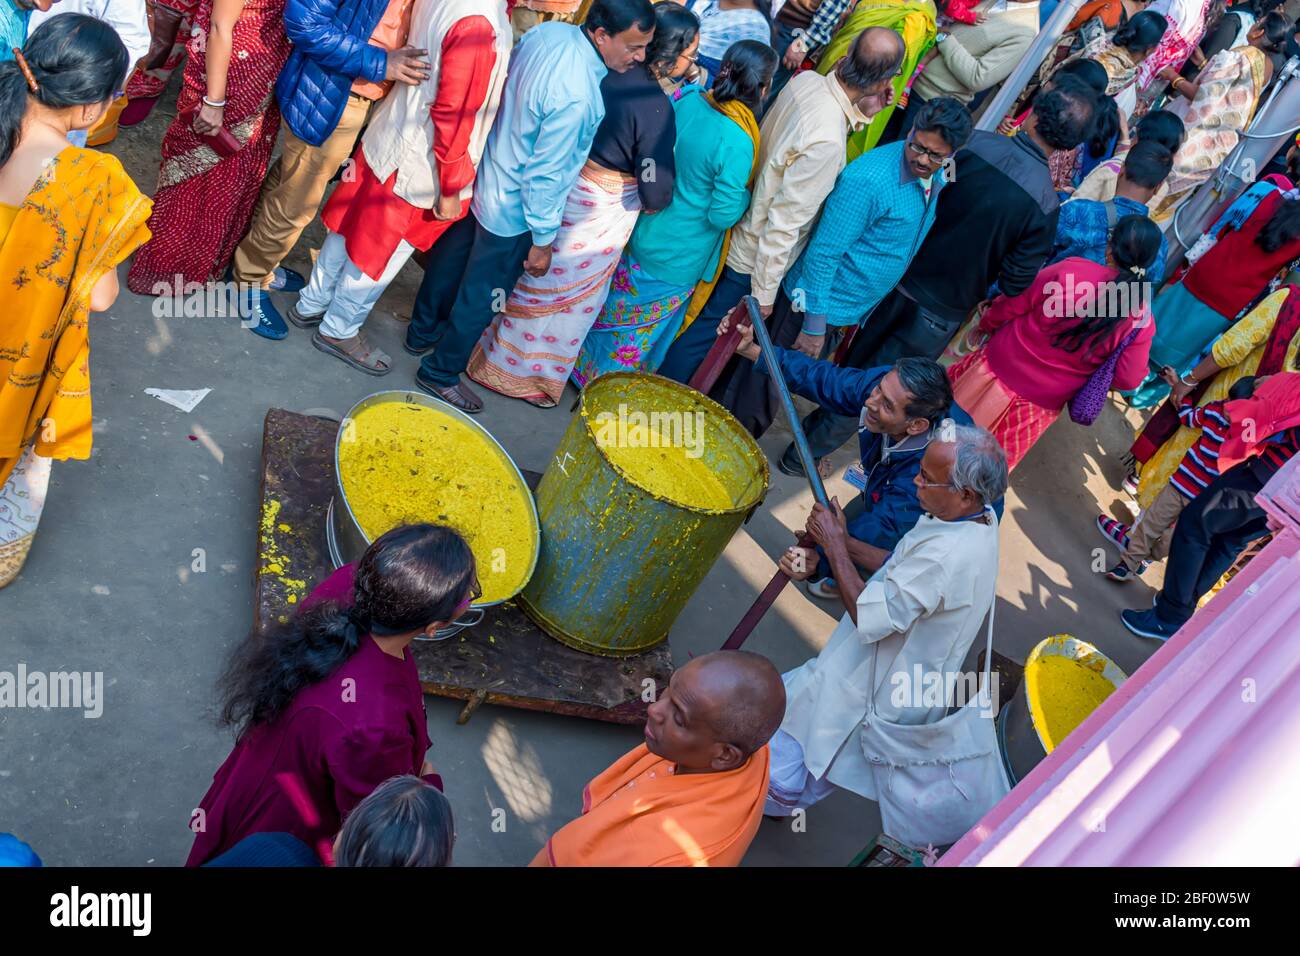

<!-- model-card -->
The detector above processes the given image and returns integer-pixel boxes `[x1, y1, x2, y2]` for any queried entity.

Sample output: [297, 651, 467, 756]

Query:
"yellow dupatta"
[678, 91, 760, 335]
[0, 148, 152, 488]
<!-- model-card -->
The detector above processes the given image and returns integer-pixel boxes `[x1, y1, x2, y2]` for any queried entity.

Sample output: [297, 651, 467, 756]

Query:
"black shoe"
[1119, 607, 1179, 642]
[414, 370, 483, 413]
[777, 445, 807, 478]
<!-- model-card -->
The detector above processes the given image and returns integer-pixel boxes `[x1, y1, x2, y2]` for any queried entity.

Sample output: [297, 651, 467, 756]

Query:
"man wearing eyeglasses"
[709, 95, 971, 443]
[765, 424, 1008, 818]
[717, 307, 998, 601]
[790, 74, 1099, 475]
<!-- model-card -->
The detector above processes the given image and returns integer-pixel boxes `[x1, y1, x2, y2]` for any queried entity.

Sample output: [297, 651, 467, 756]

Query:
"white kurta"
[778, 511, 999, 801]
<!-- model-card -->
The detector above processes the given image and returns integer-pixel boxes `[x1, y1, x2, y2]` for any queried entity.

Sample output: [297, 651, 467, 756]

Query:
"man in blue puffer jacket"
[230, 0, 432, 339]
[722, 313, 1000, 599]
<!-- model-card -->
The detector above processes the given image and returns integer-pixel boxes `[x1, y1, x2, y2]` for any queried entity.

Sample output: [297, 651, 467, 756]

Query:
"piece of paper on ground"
[144, 388, 212, 414]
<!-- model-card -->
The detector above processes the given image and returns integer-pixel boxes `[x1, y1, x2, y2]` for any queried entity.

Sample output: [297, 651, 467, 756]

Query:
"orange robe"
[530, 743, 770, 867]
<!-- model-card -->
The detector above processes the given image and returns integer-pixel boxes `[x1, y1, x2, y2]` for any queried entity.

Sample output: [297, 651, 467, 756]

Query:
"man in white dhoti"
[765, 423, 1008, 814]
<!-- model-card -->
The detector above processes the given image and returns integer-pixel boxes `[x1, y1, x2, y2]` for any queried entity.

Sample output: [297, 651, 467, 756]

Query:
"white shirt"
[778, 511, 999, 800]
[28, 1, 151, 77]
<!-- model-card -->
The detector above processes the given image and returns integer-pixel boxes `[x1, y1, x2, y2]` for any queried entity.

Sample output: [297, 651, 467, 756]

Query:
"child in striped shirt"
[1100, 376, 1252, 581]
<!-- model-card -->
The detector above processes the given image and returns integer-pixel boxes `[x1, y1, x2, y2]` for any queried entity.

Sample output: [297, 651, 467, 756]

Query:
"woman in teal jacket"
[574, 39, 775, 385]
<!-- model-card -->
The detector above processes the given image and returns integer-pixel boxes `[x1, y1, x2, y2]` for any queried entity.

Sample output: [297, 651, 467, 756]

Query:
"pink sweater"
[978, 258, 1154, 410]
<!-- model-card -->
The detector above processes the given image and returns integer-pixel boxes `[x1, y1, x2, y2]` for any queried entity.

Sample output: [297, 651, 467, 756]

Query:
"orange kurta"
[530, 743, 771, 867]
[0, 147, 152, 487]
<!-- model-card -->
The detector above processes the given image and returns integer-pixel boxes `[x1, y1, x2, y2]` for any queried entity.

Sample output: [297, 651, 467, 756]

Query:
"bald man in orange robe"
[530, 651, 786, 867]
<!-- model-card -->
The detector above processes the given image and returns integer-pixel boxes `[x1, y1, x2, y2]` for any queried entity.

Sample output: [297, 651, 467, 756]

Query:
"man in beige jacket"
[881, 0, 1038, 142]
[658, 26, 905, 383]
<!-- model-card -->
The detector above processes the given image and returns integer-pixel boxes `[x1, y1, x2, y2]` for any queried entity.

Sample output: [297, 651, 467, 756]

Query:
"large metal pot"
[326, 390, 540, 640]
[997, 635, 1127, 785]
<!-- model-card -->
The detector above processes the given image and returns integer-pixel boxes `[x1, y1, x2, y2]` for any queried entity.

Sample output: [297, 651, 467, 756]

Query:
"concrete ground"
[0, 97, 1166, 867]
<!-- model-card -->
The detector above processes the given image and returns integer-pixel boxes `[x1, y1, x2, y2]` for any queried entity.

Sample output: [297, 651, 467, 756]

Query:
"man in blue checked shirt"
[404, 0, 654, 413]
[718, 96, 971, 445]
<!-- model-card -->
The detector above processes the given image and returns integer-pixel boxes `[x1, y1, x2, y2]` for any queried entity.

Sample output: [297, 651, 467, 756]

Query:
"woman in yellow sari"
[817, 0, 936, 158]
[1148, 16, 1286, 223]
[0, 16, 153, 587]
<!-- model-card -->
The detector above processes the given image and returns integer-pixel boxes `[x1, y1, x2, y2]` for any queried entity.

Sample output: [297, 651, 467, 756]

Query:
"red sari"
[127, 0, 291, 293]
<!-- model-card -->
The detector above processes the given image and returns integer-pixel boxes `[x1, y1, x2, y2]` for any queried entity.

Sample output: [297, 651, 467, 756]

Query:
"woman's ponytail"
[218, 524, 475, 737]
[711, 39, 778, 116]
[1053, 216, 1161, 353]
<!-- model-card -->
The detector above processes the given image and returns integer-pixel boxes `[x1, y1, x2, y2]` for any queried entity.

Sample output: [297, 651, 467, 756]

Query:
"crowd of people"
[2, 0, 1299, 866]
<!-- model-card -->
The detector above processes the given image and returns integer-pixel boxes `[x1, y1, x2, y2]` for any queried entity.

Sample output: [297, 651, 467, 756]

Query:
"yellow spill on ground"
[1025, 653, 1118, 752]
[338, 402, 534, 603]
[600, 423, 732, 510]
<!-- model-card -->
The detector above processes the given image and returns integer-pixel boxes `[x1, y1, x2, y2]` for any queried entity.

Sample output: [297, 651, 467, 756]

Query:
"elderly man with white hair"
[765, 422, 1008, 816]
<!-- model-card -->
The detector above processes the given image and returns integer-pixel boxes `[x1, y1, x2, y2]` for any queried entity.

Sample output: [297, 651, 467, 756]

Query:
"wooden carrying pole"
[719, 296, 830, 651]
[687, 300, 744, 394]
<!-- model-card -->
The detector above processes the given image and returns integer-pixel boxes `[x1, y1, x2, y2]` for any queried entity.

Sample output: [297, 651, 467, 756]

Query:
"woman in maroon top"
[186, 524, 478, 866]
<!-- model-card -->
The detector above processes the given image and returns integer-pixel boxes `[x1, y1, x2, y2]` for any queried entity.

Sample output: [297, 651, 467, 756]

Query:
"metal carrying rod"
[719, 296, 831, 651]
[742, 295, 829, 508]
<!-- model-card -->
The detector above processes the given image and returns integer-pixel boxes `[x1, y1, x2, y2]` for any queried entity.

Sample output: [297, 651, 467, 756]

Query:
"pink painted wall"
[940, 453, 1300, 866]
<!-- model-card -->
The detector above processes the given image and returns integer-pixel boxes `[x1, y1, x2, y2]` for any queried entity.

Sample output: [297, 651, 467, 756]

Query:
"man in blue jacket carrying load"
[720, 312, 989, 598]
[232, 0, 433, 338]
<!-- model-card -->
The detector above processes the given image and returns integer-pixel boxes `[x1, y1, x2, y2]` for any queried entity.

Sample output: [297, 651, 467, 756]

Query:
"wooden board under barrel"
[253, 407, 673, 725]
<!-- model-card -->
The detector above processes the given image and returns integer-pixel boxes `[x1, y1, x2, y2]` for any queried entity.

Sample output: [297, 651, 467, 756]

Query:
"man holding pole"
[718, 314, 989, 598]
[764, 425, 1007, 816]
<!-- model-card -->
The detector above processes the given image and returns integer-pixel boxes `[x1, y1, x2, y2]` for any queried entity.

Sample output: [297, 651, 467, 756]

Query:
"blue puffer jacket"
[276, 0, 392, 147]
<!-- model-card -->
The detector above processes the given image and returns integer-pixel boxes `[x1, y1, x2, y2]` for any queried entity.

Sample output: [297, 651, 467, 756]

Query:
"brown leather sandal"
[414, 371, 483, 413]
[312, 331, 392, 376]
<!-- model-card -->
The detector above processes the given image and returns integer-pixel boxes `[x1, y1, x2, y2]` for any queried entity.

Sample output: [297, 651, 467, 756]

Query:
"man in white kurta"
[766, 424, 1006, 812]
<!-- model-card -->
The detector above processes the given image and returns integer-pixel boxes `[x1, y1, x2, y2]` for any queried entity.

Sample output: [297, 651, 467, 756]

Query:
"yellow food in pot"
[599, 423, 732, 511]
[338, 402, 535, 603]
[1025, 654, 1117, 752]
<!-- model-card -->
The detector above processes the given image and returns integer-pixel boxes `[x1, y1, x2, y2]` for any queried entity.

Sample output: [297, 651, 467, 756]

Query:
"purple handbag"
[1068, 327, 1140, 426]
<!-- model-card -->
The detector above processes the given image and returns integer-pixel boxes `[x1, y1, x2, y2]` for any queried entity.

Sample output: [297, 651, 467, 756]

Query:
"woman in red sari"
[127, 0, 290, 294]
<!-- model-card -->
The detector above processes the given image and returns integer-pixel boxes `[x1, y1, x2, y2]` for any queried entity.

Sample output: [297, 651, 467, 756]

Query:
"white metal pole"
[974, 0, 1090, 131]
[1165, 56, 1300, 271]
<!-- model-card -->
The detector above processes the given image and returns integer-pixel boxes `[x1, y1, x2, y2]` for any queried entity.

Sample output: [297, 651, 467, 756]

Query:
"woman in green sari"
[817, 0, 936, 158]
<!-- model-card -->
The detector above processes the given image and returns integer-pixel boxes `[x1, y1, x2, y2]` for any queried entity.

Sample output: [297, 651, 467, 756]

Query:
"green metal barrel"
[518, 372, 768, 656]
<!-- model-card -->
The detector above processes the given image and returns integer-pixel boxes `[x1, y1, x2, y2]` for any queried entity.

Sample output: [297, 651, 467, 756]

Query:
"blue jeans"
[657, 265, 752, 383]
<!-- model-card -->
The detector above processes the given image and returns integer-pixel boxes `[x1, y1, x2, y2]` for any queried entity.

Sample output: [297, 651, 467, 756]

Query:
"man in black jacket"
[781, 75, 1098, 477]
